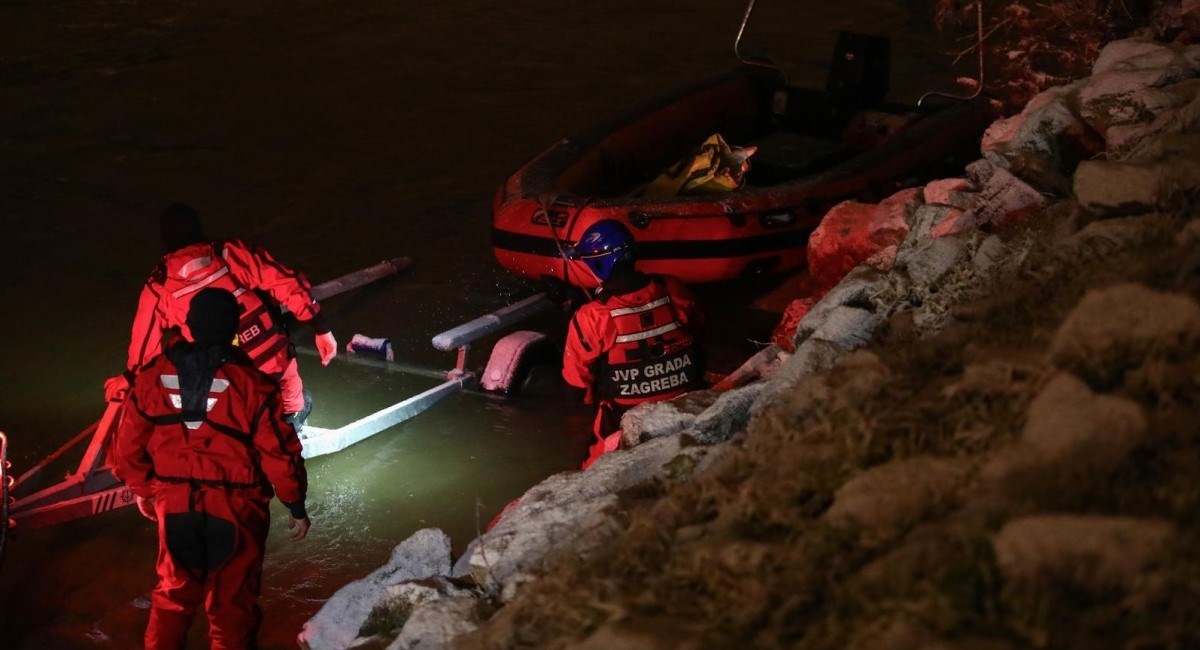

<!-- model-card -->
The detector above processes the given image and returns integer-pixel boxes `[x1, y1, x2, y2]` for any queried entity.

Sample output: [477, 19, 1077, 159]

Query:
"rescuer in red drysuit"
[114, 288, 310, 650]
[105, 204, 337, 425]
[562, 220, 705, 466]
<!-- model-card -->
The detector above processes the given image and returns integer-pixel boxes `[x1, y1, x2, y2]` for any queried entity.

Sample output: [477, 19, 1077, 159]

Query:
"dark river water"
[0, 0, 961, 647]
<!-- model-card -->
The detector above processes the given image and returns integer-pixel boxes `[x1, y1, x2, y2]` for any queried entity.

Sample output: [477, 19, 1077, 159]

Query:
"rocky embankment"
[298, 34, 1200, 650]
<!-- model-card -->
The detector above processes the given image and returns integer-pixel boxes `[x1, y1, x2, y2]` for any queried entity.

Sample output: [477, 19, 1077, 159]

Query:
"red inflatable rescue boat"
[492, 33, 995, 287]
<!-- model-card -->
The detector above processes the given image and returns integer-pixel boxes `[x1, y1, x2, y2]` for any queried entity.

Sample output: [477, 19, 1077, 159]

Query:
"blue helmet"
[569, 219, 635, 281]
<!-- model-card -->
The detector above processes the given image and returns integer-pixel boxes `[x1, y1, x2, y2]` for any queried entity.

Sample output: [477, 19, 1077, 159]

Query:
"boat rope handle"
[734, 0, 788, 87]
[918, 0, 985, 107]
[538, 194, 571, 285]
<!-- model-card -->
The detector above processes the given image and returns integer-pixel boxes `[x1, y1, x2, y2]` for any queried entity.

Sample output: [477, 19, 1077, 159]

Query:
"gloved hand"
[135, 495, 158, 522]
[104, 374, 130, 403]
[315, 331, 337, 366]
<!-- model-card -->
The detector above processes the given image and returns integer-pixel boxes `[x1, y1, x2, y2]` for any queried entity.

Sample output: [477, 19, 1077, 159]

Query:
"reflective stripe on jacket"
[113, 348, 307, 505]
[563, 273, 704, 408]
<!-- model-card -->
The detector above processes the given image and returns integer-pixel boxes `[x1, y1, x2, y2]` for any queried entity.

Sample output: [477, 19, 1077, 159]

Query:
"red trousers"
[147, 486, 270, 650]
[278, 358, 304, 415]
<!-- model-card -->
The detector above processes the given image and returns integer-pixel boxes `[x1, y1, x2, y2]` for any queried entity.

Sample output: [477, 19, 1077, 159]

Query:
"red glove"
[104, 374, 131, 402]
[315, 332, 337, 366]
[136, 496, 157, 522]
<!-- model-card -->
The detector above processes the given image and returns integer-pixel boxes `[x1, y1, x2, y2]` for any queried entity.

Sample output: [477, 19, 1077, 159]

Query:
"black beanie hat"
[186, 288, 240, 345]
[160, 203, 205, 252]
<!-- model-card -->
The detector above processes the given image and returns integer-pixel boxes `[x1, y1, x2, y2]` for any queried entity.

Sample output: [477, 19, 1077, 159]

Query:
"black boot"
[285, 389, 314, 434]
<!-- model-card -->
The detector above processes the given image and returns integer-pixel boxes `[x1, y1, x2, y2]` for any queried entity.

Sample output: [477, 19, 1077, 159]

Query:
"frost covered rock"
[387, 596, 484, 650]
[623, 381, 768, 447]
[794, 266, 890, 344]
[971, 235, 1007, 278]
[826, 456, 969, 532]
[960, 164, 1047, 231]
[1106, 80, 1200, 155]
[928, 207, 972, 239]
[807, 188, 922, 288]
[300, 529, 453, 650]
[1081, 78, 1200, 139]
[621, 390, 719, 446]
[1123, 130, 1200, 163]
[712, 343, 790, 390]
[895, 235, 970, 291]
[466, 435, 707, 597]
[1094, 38, 1200, 79]
[981, 81, 1101, 180]
[350, 577, 474, 647]
[1050, 283, 1200, 389]
[906, 202, 956, 245]
[1072, 159, 1200, 216]
[993, 515, 1174, 594]
[923, 178, 975, 209]
[690, 381, 765, 444]
[755, 338, 849, 411]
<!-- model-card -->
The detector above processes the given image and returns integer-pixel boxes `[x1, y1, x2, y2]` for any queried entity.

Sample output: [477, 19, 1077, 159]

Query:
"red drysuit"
[563, 272, 704, 440]
[123, 240, 327, 414]
[114, 344, 307, 650]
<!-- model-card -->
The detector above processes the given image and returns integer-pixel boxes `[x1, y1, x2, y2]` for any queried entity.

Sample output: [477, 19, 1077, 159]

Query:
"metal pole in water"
[311, 257, 413, 302]
[299, 373, 474, 459]
[431, 293, 556, 352]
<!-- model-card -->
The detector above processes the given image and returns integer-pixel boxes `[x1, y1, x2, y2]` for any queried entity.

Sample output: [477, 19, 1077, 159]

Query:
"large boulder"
[753, 338, 849, 411]
[1080, 38, 1200, 140]
[1106, 86, 1200, 156]
[1094, 36, 1195, 82]
[954, 161, 1048, 232]
[620, 390, 720, 446]
[922, 177, 975, 209]
[1122, 130, 1200, 163]
[465, 435, 712, 598]
[300, 529, 453, 650]
[807, 188, 923, 289]
[387, 596, 485, 650]
[981, 81, 1102, 184]
[792, 266, 891, 348]
[689, 381, 765, 444]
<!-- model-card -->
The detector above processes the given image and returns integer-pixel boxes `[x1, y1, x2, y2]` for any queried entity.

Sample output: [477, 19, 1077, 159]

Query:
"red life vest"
[124, 353, 283, 495]
[597, 279, 702, 406]
[156, 242, 291, 377]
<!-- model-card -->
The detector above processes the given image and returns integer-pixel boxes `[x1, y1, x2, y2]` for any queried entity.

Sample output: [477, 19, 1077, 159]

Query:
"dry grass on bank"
[457, 206, 1200, 649]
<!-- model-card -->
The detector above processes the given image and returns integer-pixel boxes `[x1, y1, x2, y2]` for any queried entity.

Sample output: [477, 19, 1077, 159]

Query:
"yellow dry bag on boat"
[636, 134, 757, 198]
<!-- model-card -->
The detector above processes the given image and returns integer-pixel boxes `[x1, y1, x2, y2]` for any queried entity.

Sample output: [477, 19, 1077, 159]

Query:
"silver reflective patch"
[609, 296, 670, 317]
[614, 321, 680, 344]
